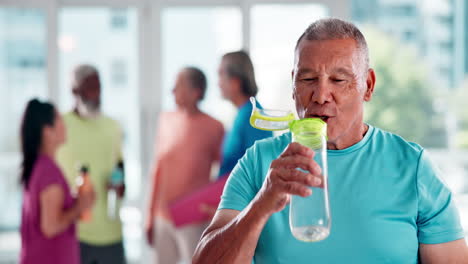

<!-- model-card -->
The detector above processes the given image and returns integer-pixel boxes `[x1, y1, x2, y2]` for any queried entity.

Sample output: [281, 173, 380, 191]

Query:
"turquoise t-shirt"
[219, 125, 464, 263]
[218, 100, 273, 177]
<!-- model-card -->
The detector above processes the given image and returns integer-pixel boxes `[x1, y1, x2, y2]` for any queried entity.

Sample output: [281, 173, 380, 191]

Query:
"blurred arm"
[40, 184, 81, 238]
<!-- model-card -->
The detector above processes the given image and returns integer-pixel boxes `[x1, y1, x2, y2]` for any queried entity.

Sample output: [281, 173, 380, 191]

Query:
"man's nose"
[311, 80, 332, 105]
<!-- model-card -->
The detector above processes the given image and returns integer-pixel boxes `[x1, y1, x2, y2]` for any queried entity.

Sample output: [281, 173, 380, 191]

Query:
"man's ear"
[363, 68, 376, 102]
[195, 88, 203, 101]
[292, 70, 296, 101]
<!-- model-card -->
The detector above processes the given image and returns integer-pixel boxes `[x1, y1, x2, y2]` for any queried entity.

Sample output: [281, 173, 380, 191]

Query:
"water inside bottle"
[289, 181, 330, 242]
[291, 225, 330, 242]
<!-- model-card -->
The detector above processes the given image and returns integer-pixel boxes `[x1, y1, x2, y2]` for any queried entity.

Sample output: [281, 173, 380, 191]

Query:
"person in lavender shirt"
[19, 99, 95, 264]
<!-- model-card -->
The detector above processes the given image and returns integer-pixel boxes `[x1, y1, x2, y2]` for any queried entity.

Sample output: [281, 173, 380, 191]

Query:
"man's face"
[172, 70, 200, 107]
[74, 74, 101, 113]
[292, 38, 375, 145]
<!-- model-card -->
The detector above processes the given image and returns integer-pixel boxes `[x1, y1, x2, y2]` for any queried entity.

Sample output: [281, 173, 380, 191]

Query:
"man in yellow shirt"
[57, 64, 126, 264]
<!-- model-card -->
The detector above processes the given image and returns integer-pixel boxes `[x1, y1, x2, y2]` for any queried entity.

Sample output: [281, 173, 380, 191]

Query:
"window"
[111, 59, 128, 86]
[403, 30, 415, 41]
[110, 8, 128, 30]
[388, 5, 416, 17]
[251, 4, 328, 112]
[0, 7, 47, 260]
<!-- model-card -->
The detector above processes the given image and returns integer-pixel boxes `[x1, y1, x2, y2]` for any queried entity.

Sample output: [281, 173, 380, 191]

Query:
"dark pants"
[79, 241, 126, 264]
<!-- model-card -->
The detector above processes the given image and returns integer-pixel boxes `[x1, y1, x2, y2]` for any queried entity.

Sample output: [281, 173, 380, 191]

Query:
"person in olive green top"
[57, 64, 126, 264]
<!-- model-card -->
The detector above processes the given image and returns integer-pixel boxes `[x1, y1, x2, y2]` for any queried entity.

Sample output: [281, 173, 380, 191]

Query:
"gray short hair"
[72, 64, 99, 88]
[295, 18, 369, 69]
[222, 51, 258, 97]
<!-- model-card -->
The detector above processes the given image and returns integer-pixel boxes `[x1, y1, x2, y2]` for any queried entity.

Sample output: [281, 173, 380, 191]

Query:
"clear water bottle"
[289, 118, 331, 242]
[108, 162, 124, 220]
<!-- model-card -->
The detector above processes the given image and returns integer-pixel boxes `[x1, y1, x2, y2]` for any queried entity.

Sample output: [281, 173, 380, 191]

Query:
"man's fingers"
[280, 142, 315, 158]
[271, 156, 322, 176]
[274, 168, 322, 187]
[281, 181, 312, 197]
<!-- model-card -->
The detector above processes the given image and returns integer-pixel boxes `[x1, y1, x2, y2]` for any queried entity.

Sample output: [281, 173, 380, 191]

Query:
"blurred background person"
[19, 99, 95, 264]
[145, 67, 224, 264]
[197, 51, 274, 218]
[217, 51, 273, 178]
[57, 64, 126, 264]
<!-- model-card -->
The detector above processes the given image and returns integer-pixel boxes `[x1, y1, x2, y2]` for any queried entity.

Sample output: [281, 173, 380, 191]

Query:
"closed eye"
[332, 79, 345, 83]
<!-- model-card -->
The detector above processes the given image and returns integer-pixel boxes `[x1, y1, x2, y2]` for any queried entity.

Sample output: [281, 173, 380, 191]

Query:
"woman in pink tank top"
[19, 99, 95, 264]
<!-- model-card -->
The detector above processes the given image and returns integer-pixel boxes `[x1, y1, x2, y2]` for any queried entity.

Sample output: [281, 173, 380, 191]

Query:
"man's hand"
[253, 142, 323, 216]
[107, 183, 125, 198]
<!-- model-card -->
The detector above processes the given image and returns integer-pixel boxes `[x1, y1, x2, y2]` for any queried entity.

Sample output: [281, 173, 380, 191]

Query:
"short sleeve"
[218, 144, 260, 212]
[35, 159, 63, 194]
[416, 150, 465, 244]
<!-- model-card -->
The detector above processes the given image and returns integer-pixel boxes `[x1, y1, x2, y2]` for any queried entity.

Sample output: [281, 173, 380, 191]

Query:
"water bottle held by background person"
[77, 164, 93, 222]
[108, 161, 124, 220]
[289, 118, 331, 242]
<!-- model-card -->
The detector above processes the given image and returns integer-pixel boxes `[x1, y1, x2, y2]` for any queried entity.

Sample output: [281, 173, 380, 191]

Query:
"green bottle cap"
[289, 118, 327, 149]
